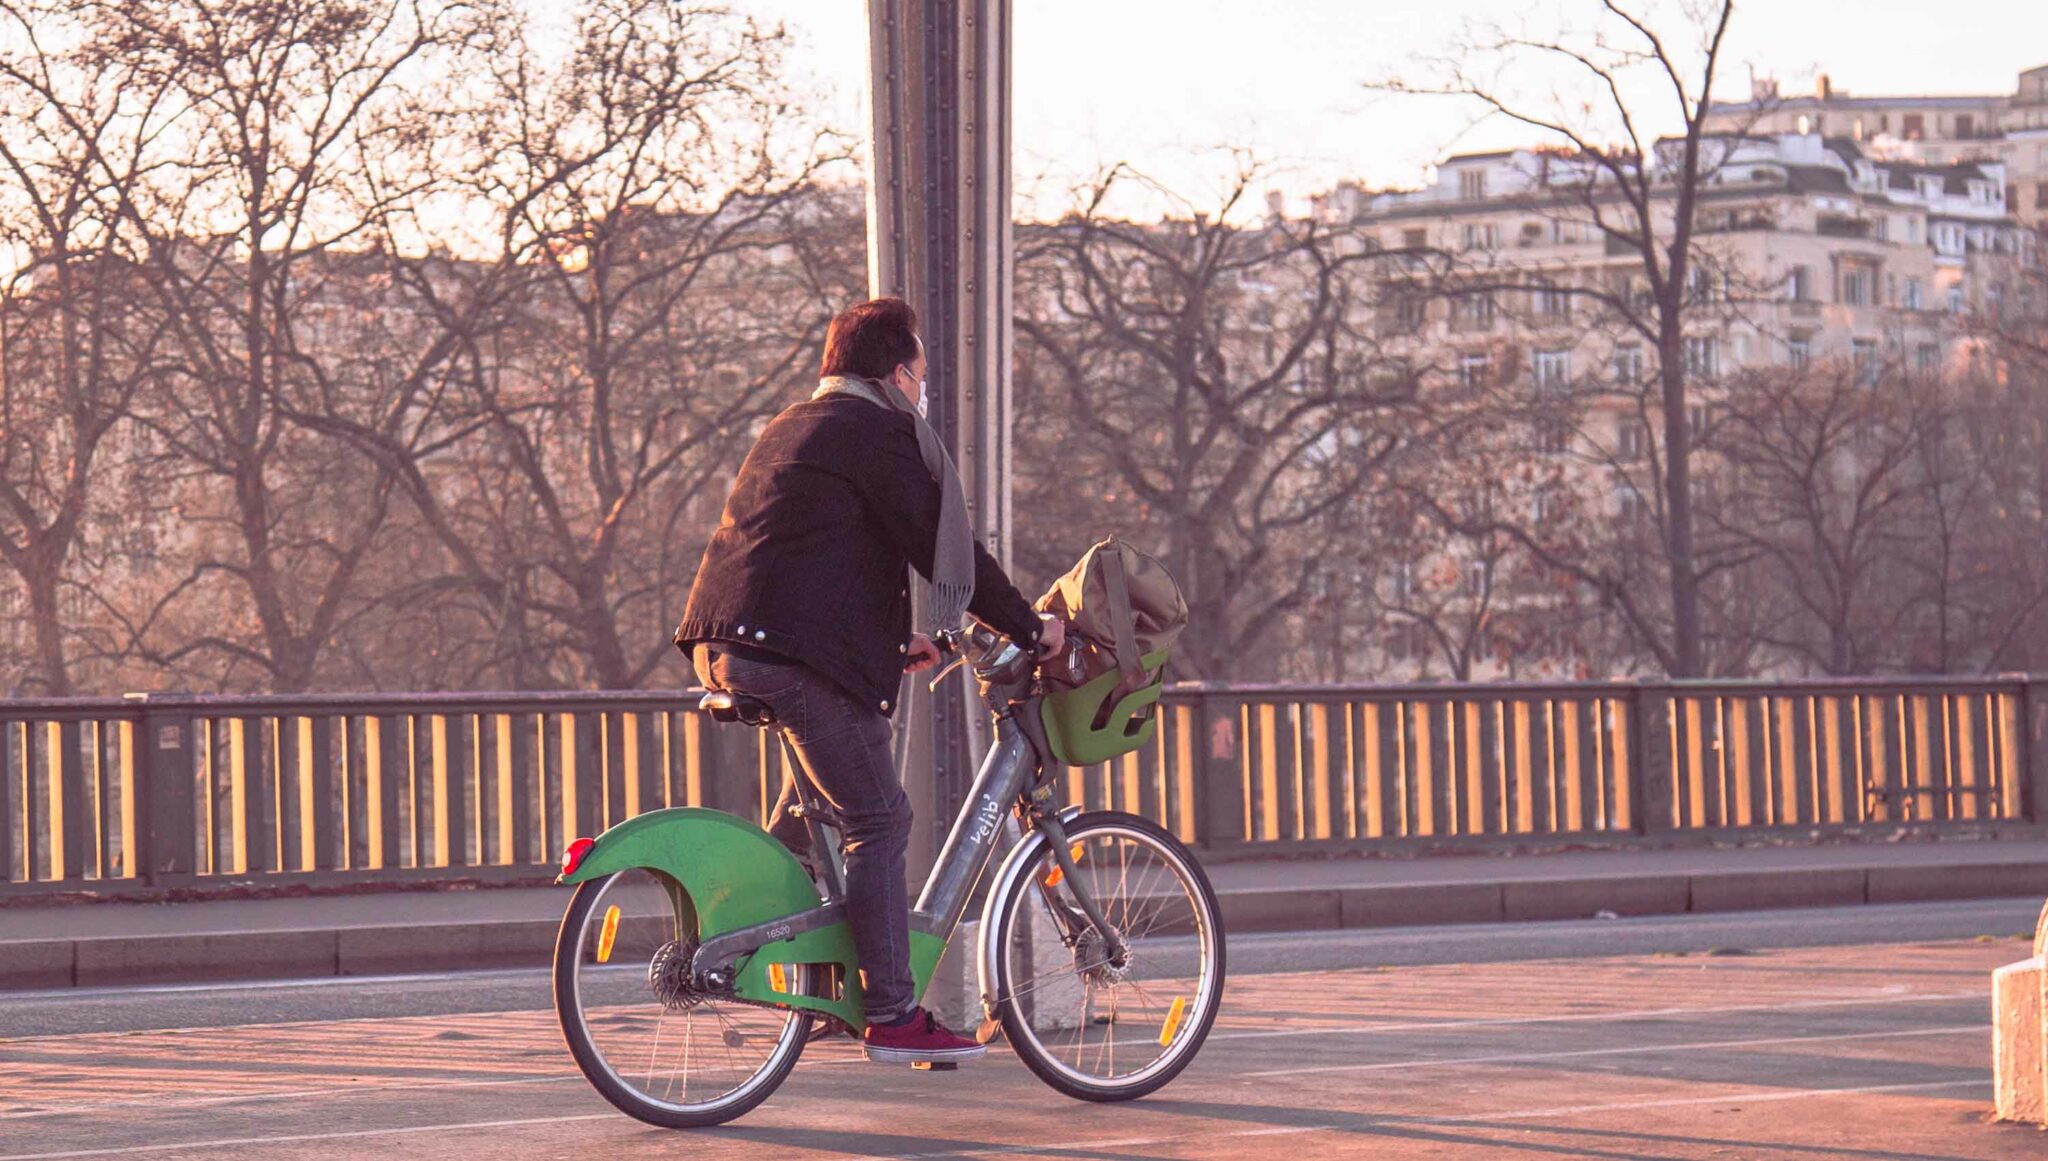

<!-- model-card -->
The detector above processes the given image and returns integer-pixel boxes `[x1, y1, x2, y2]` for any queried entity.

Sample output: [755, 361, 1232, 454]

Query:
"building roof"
[1783, 165, 1852, 194]
[1439, 149, 1519, 165]
[1708, 94, 2007, 114]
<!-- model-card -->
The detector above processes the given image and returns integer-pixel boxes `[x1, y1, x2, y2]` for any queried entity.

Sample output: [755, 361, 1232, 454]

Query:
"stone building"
[1308, 128, 2034, 679]
[1704, 66, 2048, 229]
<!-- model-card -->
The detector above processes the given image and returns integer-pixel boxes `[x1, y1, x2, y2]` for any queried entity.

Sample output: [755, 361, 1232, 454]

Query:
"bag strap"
[1099, 540, 1147, 702]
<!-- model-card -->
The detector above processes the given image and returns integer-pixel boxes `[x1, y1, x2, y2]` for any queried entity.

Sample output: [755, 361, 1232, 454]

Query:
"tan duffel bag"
[1033, 536, 1188, 763]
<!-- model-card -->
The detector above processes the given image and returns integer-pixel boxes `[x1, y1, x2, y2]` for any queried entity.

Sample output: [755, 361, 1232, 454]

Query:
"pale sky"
[738, 0, 2047, 219]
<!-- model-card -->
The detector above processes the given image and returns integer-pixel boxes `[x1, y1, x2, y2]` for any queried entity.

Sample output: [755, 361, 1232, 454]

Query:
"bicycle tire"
[554, 869, 810, 1128]
[987, 811, 1226, 1102]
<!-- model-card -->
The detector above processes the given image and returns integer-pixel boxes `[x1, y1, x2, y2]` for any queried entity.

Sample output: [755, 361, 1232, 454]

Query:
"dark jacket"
[675, 392, 1041, 715]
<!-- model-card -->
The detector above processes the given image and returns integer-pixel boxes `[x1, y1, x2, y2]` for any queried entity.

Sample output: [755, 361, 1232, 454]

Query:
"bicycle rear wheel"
[986, 811, 1226, 1101]
[554, 867, 810, 1127]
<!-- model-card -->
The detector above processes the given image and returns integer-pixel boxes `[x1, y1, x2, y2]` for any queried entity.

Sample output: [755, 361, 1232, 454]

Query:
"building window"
[1459, 169, 1488, 201]
[1840, 266, 1872, 306]
[1459, 353, 1492, 389]
[1551, 219, 1587, 244]
[1916, 343, 1941, 373]
[1466, 560, 1489, 597]
[1616, 418, 1645, 463]
[1390, 561, 1415, 602]
[1787, 336, 1812, 367]
[1903, 113, 1925, 139]
[1461, 223, 1499, 251]
[2036, 181, 2048, 209]
[1536, 283, 1572, 319]
[1613, 344, 1643, 385]
[1786, 265, 1813, 302]
[1393, 293, 1427, 330]
[1532, 349, 1572, 395]
[1615, 486, 1647, 523]
[1682, 336, 1720, 379]
[1687, 266, 1721, 304]
[1918, 176, 1944, 201]
[1907, 218, 1922, 244]
[1402, 227, 1427, 249]
[1533, 418, 1570, 455]
[1453, 293, 1496, 329]
[1955, 113, 1974, 138]
[1386, 620, 1426, 662]
[1948, 286, 1965, 313]
[1852, 339, 1879, 385]
[1904, 277, 1924, 310]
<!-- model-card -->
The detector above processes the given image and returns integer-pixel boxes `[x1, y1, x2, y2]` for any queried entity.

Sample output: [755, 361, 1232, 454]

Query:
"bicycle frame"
[566, 630, 1107, 1032]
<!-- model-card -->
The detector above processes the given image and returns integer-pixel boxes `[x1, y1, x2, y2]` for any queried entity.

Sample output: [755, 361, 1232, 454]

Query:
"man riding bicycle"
[675, 297, 1063, 1066]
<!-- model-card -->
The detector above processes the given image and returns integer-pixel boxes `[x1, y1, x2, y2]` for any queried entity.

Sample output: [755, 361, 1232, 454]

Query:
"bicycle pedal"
[911, 1061, 958, 1072]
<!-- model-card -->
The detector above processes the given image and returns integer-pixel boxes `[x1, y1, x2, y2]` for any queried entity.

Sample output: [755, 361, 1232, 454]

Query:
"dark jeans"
[693, 646, 917, 1025]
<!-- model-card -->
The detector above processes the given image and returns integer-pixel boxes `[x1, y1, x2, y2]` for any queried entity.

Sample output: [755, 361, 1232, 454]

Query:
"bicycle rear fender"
[557, 806, 944, 1030]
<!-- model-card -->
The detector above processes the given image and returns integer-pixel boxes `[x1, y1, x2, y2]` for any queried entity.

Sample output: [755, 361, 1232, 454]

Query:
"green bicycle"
[551, 623, 1227, 1126]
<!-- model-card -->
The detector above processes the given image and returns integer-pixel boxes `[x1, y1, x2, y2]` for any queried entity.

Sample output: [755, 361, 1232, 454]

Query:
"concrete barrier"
[1867, 862, 2048, 904]
[0, 941, 73, 989]
[1992, 899, 2048, 1126]
[1688, 869, 1865, 912]
[1216, 887, 1342, 933]
[74, 930, 338, 987]
[1502, 875, 1691, 921]
[1340, 883, 1504, 928]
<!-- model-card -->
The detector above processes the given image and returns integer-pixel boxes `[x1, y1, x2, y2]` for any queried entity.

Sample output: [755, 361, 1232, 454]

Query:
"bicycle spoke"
[1000, 822, 1218, 1092]
[565, 868, 805, 1118]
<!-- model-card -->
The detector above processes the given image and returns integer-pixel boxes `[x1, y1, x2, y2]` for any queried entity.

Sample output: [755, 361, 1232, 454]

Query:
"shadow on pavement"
[687, 1123, 1183, 1161]
[1137, 1097, 1994, 1161]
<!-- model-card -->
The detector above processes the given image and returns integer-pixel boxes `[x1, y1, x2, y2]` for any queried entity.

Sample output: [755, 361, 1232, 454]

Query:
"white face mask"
[899, 364, 928, 417]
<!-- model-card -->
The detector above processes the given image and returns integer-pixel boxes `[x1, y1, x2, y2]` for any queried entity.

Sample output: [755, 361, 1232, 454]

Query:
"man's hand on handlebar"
[905, 633, 943, 673]
[1034, 613, 1066, 660]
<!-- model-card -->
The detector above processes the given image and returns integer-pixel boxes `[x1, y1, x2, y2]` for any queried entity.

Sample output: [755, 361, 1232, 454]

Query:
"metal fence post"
[1631, 681, 1674, 835]
[1191, 686, 1244, 847]
[126, 693, 197, 885]
[2021, 677, 2048, 825]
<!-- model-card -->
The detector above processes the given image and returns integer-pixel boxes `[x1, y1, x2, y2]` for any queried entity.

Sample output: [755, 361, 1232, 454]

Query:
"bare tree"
[280, 0, 857, 688]
[1706, 364, 1942, 674]
[79, 0, 481, 691]
[1014, 163, 1413, 681]
[0, 1, 176, 693]
[1374, 0, 1742, 675]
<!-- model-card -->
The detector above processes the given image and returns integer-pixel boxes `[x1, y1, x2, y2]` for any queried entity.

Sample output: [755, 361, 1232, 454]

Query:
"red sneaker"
[863, 1007, 988, 1065]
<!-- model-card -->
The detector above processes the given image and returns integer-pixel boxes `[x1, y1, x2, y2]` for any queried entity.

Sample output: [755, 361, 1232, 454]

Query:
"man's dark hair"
[820, 297, 919, 381]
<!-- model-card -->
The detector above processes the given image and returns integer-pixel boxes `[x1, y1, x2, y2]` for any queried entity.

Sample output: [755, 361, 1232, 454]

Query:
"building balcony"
[1816, 214, 1875, 239]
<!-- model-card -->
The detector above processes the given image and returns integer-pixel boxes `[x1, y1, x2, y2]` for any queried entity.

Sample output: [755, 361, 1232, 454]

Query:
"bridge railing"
[3, 677, 2042, 893]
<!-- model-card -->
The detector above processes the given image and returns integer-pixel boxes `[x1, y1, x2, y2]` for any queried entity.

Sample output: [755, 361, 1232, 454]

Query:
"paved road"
[1, 902, 2041, 1160]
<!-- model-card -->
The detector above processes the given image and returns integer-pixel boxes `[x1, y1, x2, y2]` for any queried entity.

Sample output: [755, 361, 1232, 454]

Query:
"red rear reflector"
[561, 837, 596, 877]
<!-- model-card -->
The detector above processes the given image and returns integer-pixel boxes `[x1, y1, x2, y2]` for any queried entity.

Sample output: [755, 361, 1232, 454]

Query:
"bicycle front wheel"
[986, 811, 1226, 1101]
[554, 867, 810, 1128]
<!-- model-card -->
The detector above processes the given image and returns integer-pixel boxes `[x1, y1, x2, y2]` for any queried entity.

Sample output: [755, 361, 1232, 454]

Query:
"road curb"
[5, 858, 2046, 990]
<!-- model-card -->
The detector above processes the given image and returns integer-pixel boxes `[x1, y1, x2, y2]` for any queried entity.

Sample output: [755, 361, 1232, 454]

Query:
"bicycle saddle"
[699, 690, 775, 727]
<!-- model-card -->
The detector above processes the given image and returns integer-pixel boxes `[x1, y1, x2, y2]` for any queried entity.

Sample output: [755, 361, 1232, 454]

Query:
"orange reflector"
[768, 963, 788, 993]
[1041, 843, 1087, 888]
[1160, 995, 1188, 1046]
[596, 905, 621, 964]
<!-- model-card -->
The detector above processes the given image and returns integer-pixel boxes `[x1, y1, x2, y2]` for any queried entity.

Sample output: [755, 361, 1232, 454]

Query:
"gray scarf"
[813, 374, 975, 632]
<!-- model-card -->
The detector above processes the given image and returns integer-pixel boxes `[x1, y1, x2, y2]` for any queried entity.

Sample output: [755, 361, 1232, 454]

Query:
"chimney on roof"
[1266, 189, 1286, 221]
[1816, 74, 1833, 100]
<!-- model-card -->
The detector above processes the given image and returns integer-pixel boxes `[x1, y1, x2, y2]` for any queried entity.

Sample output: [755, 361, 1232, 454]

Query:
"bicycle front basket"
[1039, 648, 1169, 767]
